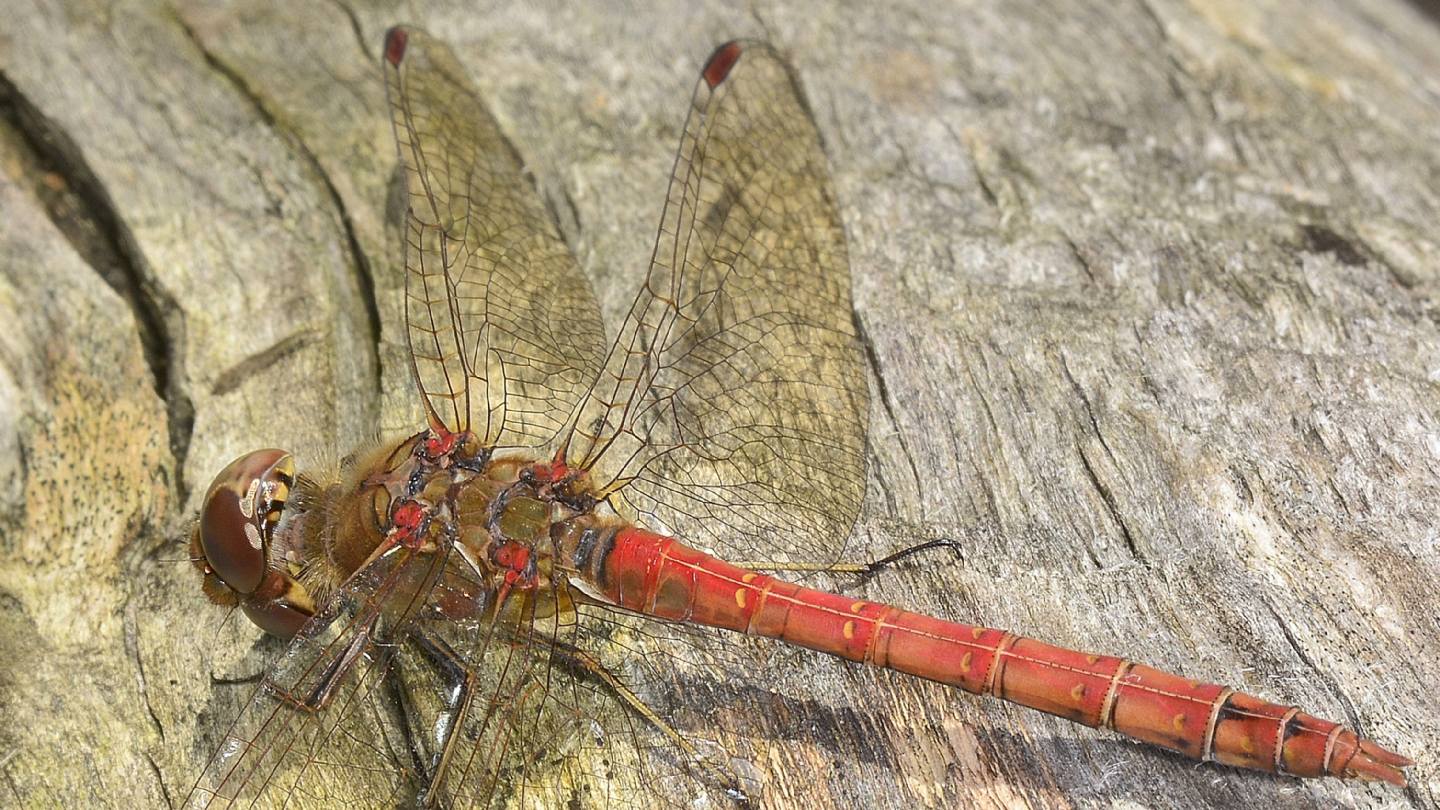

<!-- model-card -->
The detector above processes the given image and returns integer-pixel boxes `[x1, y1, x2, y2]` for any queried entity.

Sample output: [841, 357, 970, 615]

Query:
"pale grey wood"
[1, 0, 1436, 807]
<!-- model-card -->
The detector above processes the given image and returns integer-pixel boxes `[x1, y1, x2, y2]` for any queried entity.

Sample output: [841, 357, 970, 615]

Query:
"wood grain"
[1, 0, 1436, 807]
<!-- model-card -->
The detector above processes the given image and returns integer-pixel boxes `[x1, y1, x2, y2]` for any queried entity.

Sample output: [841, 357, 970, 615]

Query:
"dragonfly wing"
[418, 601, 745, 808]
[188, 547, 731, 808]
[567, 42, 868, 564]
[385, 27, 606, 448]
[186, 546, 451, 807]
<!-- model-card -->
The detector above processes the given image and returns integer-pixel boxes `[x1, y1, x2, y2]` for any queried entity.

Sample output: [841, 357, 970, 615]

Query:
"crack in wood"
[1063, 233, 1099, 285]
[1058, 354, 1146, 566]
[173, 14, 384, 406]
[1074, 442, 1137, 567]
[327, 0, 371, 59]
[210, 329, 323, 397]
[0, 69, 194, 498]
[1259, 595, 1365, 733]
[852, 310, 922, 499]
[143, 752, 172, 810]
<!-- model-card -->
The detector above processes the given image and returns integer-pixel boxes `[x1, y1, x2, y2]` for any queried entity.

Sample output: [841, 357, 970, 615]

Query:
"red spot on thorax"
[390, 500, 427, 548]
[527, 458, 570, 484]
[422, 429, 459, 459]
[703, 41, 744, 89]
[492, 543, 531, 572]
[384, 27, 409, 67]
[492, 542, 537, 609]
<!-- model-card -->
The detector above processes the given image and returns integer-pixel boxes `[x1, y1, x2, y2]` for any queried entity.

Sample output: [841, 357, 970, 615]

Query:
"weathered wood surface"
[2, 0, 1437, 807]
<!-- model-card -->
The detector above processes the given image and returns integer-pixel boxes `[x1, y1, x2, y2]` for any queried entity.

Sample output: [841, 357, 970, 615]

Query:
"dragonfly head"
[190, 449, 315, 638]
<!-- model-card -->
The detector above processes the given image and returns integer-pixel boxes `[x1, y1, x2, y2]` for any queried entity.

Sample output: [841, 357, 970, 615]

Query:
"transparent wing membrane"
[566, 42, 868, 564]
[191, 548, 441, 807]
[385, 28, 606, 448]
[191, 544, 745, 808]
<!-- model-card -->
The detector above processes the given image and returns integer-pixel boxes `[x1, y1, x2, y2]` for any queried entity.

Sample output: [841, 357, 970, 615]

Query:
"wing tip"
[384, 26, 410, 67]
[702, 41, 745, 89]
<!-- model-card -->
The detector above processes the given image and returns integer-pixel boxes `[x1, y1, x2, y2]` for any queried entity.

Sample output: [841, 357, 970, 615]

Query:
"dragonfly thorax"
[191, 427, 612, 639]
[472, 455, 599, 577]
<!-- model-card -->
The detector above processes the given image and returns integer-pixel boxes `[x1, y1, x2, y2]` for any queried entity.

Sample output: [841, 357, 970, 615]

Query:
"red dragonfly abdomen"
[598, 527, 1410, 785]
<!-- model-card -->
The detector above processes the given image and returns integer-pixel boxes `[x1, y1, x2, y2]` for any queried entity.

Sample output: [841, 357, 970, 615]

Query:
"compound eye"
[197, 449, 294, 595]
[242, 591, 313, 640]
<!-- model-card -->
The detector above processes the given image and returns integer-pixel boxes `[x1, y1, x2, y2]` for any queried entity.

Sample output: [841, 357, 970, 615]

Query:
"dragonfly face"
[190, 448, 317, 639]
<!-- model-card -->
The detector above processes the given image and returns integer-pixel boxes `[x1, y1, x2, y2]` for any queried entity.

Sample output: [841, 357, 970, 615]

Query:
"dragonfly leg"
[378, 657, 434, 793]
[265, 614, 375, 713]
[409, 628, 477, 807]
[547, 641, 750, 805]
[732, 538, 962, 580]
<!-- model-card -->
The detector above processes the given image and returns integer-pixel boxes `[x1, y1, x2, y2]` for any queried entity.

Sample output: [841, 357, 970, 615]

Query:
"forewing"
[186, 548, 444, 808]
[385, 27, 605, 447]
[567, 42, 868, 564]
[188, 550, 741, 808]
[418, 601, 748, 808]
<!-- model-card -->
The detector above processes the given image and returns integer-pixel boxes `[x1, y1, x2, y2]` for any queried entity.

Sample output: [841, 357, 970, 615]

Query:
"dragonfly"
[185, 26, 1411, 808]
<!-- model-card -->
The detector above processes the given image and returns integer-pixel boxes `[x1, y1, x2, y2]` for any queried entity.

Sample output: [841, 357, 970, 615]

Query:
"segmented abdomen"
[593, 527, 1409, 785]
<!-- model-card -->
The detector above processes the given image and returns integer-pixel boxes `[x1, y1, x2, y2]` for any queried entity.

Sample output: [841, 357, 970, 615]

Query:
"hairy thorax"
[273, 431, 613, 634]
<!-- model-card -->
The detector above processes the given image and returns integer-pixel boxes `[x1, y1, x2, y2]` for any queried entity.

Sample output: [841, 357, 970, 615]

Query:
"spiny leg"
[378, 650, 433, 795]
[732, 538, 962, 582]
[408, 628, 478, 807]
[404, 621, 750, 805]
[266, 613, 376, 713]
